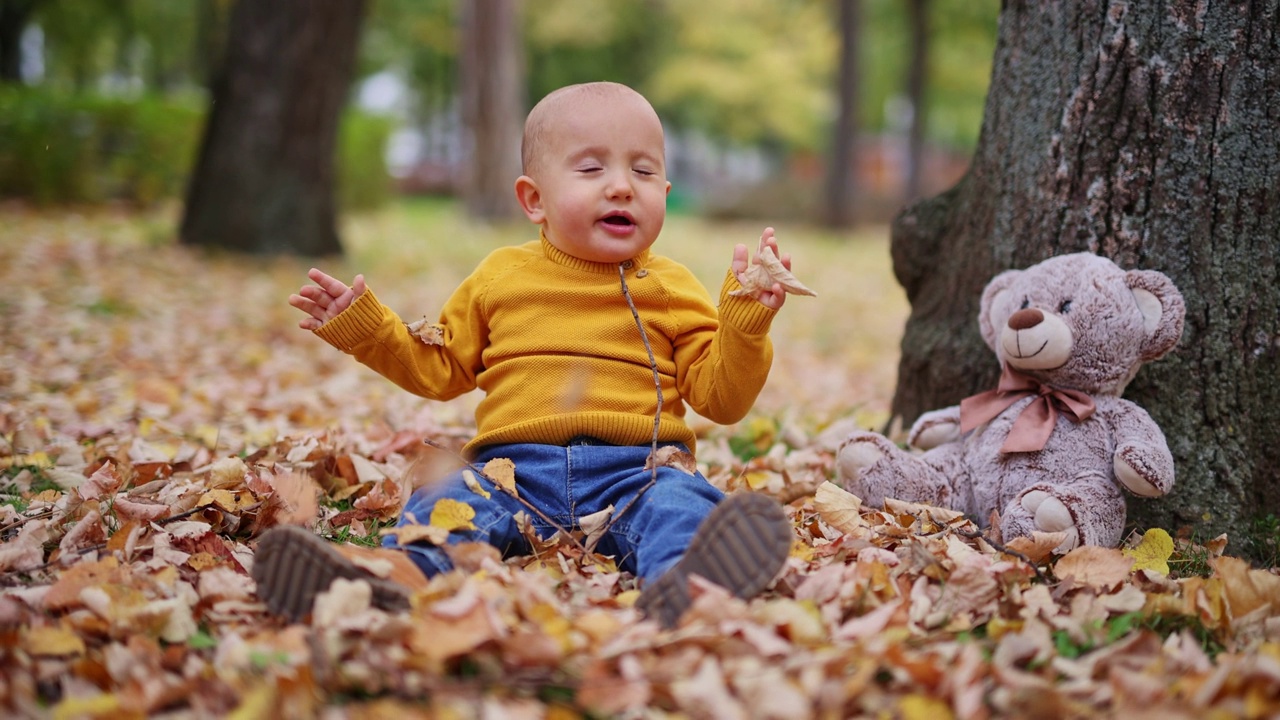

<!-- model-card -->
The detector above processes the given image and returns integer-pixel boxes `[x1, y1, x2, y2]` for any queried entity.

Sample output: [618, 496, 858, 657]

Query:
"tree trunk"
[0, 0, 39, 83]
[458, 0, 522, 222]
[824, 0, 861, 228]
[180, 0, 365, 256]
[903, 0, 928, 203]
[889, 0, 1280, 554]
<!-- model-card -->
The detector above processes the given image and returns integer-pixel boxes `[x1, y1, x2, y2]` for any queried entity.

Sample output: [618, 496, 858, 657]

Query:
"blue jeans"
[385, 439, 724, 582]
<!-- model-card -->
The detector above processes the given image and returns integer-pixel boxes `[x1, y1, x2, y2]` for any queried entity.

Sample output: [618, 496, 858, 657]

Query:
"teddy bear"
[837, 252, 1185, 550]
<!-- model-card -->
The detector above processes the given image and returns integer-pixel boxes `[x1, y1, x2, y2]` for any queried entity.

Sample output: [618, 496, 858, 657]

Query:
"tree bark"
[824, 0, 861, 228]
[890, 0, 1279, 552]
[458, 0, 522, 222]
[180, 0, 365, 256]
[0, 0, 39, 83]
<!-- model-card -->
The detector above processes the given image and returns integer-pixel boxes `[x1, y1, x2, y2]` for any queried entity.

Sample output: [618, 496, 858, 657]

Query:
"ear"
[514, 175, 546, 224]
[1126, 269, 1185, 361]
[978, 268, 1021, 351]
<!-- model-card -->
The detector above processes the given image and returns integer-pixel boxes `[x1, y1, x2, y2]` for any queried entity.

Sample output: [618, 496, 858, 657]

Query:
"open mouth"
[601, 213, 634, 227]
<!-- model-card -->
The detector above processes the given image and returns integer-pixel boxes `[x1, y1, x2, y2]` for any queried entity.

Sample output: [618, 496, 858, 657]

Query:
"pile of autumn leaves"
[3, 427, 1280, 719]
[2, 215, 1280, 718]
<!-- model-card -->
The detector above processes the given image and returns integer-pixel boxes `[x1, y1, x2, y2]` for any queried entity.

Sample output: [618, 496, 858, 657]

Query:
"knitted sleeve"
[671, 268, 777, 424]
[313, 273, 491, 402]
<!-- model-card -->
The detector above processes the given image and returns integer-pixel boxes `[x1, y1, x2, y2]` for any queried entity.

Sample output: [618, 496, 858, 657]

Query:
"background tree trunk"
[180, 0, 365, 256]
[889, 0, 1279, 553]
[824, 0, 861, 228]
[903, 0, 928, 204]
[0, 0, 39, 83]
[458, 0, 522, 222]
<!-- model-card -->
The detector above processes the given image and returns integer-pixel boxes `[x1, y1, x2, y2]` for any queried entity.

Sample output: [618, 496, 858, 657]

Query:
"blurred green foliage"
[0, 87, 201, 204]
[338, 111, 395, 212]
[0, 87, 392, 209]
[5, 0, 999, 206]
[362, 0, 998, 152]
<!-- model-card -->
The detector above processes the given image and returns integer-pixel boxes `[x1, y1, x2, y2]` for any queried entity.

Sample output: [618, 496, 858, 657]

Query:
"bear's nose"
[1008, 308, 1044, 330]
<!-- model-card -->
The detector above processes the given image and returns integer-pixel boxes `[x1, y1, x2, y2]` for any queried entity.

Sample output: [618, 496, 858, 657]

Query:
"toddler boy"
[257, 82, 798, 629]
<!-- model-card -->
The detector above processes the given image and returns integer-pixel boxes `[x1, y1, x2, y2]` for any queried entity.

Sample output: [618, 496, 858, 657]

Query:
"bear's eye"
[1019, 298, 1030, 310]
[1058, 299, 1073, 314]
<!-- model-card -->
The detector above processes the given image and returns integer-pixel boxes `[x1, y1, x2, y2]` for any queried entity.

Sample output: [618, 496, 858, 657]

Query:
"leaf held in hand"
[731, 246, 817, 298]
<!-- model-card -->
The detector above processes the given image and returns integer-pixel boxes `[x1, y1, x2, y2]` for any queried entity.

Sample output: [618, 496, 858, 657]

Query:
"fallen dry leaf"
[730, 245, 818, 298]
[406, 316, 445, 345]
[645, 446, 698, 475]
[1123, 528, 1175, 575]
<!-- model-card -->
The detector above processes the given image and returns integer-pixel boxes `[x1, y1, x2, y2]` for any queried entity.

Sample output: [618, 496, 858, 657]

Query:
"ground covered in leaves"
[2, 204, 1279, 719]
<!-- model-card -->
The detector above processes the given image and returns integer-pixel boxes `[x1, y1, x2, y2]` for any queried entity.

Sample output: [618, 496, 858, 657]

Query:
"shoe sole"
[252, 525, 410, 622]
[636, 493, 792, 629]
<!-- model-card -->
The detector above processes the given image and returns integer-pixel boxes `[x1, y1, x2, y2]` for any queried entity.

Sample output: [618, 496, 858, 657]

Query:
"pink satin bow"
[959, 366, 1096, 453]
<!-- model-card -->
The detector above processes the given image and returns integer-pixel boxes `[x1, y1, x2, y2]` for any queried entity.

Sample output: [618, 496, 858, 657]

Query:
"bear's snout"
[1008, 308, 1044, 330]
[1000, 307, 1073, 370]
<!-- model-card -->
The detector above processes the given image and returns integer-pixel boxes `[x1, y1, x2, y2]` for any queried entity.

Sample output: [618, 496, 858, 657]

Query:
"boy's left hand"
[732, 227, 794, 310]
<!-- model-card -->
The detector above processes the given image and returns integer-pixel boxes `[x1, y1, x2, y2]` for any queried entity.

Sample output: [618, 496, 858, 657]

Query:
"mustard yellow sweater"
[316, 235, 777, 456]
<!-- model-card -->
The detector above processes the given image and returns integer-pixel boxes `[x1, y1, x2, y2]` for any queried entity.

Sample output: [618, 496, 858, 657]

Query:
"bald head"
[521, 82, 663, 178]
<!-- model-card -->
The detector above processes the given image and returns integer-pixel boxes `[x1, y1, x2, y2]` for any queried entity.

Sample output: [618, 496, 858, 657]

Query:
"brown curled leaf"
[730, 246, 817, 298]
[406, 316, 445, 345]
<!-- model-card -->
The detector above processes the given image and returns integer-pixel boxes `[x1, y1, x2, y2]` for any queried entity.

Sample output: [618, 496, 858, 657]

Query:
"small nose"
[1008, 308, 1043, 330]
[605, 170, 634, 198]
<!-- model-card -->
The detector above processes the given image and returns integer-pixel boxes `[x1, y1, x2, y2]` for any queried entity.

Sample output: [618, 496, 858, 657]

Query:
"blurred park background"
[0, 0, 1002, 433]
[0, 0, 997, 224]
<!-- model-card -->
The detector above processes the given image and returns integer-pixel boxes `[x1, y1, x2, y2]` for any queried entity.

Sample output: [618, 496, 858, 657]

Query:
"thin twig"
[585, 264, 665, 552]
[954, 526, 1050, 584]
[421, 438, 590, 558]
[0, 506, 56, 535]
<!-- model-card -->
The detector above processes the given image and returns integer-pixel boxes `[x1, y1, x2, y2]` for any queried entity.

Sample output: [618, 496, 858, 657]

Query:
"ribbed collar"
[539, 229, 651, 275]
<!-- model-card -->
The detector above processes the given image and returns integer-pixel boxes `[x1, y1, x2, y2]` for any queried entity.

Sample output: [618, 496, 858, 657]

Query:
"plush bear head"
[978, 253, 1185, 396]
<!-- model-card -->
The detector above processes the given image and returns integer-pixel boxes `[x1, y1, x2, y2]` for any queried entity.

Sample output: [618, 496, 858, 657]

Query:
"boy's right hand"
[289, 268, 366, 330]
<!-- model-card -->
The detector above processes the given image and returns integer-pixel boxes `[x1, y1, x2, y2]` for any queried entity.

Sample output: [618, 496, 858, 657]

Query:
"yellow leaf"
[462, 470, 491, 499]
[482, 458, 518, 495]
[227, 683, 277, 720]
[51, 693, 122, 720]
[430, 498, 477, 532]
[898, 695, 953, 720]
[1122, 528, 1174, 575]
[25, 624, 86, 657]
[743, 470, 775, 490]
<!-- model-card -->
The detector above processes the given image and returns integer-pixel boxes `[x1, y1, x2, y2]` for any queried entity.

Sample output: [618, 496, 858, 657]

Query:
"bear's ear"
[978, 268, 1021, 351]
[1126, 269, 1186, 361]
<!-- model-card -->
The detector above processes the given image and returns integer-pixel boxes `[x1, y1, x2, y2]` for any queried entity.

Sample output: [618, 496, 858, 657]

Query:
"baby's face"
[528, 93, 671, 264]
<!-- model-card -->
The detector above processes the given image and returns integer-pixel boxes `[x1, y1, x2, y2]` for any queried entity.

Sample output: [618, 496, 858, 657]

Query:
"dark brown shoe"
[636, 493, 792, 629]
[252, 525, 411, 622]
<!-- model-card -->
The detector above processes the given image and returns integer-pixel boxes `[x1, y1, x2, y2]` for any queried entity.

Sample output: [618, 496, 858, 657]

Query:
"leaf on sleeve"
[406, 316, 445, 345]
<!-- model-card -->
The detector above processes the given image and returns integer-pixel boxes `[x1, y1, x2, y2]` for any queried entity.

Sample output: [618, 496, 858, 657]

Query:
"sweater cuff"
[718, 269, 777, 334]
[314, 288, 388, 351]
